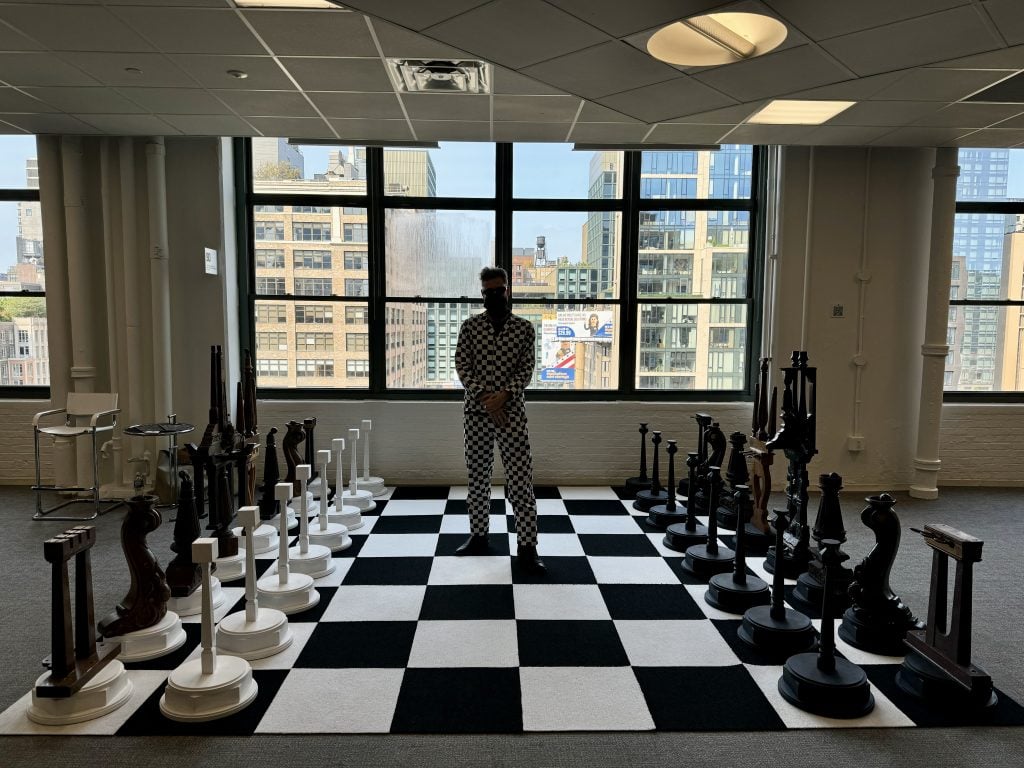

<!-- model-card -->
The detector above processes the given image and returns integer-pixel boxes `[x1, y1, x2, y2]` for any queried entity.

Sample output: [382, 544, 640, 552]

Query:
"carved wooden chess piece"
[790, 472, 853, 615]
[167, 472, 201, 598]
[624, 422, 653, 495]
[705, 485, 770, 614]
[646, 440, 688, 529]
[633, 431, 668, 512]
[678, 413, 712, 498]
[258, 427, 281, 522]
[663, 451, 709, 551]
[302, 417, 318, 482]
[282, 421, 305, 497]
[681, 467, 735, 580]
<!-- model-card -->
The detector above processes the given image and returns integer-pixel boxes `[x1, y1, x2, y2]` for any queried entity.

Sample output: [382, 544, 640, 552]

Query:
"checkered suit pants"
[464, 407, 538, 546]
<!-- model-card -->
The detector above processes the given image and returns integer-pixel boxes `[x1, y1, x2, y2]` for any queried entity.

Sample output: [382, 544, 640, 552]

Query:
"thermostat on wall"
[204, 247, 218, 276]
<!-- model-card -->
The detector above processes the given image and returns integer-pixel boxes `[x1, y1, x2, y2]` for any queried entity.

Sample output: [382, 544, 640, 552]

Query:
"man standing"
[454, 266, 544, 573]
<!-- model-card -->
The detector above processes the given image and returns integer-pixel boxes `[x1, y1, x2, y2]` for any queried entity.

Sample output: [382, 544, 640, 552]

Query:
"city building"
[997, 216, 1024, 390]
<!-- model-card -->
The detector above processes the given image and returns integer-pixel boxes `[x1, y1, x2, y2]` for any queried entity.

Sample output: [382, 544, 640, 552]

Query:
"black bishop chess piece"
[738, 506, 817, 659]
[839, 494, 923, 656]
[623, 422, 654, 495]
[662, 451, 709, 551]
[705, 485, 770, 614]
[681, 467, 735, 580]
[646, 440, 688, 529]
[778, 539, 875, 719]
[166, 472, 202, 599]
[633, 431, 668, 512]
[789, 473, 853, 616]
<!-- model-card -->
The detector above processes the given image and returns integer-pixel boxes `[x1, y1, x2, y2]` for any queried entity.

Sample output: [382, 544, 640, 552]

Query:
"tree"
[254, 161, 302, 181]
[0, 297, 46, 322]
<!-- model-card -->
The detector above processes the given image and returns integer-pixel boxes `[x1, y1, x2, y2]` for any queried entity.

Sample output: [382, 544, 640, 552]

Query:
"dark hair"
[479, 266, 508, 283]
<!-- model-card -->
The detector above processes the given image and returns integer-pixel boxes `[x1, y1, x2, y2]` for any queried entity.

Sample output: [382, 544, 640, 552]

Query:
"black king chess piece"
[705, 485, 770, 614]
[789, 472, 853, 615]
[778, 539, 875, 719]
[839, 493, 922, 655]
[624, 423, 654, 495]
[662, 451, 709, 551]
[681, 467, 735, 580]
[633, 431, 668, 512]
[646, 440, 688, 529]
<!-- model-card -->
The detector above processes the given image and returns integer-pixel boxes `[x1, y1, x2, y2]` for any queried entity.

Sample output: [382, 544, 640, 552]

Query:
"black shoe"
[517, 544, 546, 573]
[454, 534, 490, 556]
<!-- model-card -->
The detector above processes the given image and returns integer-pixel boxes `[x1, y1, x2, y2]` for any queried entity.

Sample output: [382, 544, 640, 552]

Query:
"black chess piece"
[206, 455, 238, 560]
[633, 431, 668, 512]
[718, 431, 772, 556]
[681, 467, 735, 580]
[678, 413, 712, 498]
[258, 427, 281, 522]
[790, 473, 853, 615]
[663, 452, 709, 551]
[646, 440, 688, 529]
[282, 420, 305, 497]
[624, 423, 653, 495]
[777, 539, 875, 719]
[166, 472, 202, 598]
[303, 417, 318, 481]
[705, 486, 770, 614]
[839, 494, 923, 655]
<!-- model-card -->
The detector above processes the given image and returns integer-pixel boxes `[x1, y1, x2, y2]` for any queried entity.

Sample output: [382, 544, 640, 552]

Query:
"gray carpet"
[1, 486, 1022, 767]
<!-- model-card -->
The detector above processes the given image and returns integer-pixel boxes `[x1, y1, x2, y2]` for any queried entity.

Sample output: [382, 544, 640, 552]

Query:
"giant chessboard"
[2, 485, 1023, 736]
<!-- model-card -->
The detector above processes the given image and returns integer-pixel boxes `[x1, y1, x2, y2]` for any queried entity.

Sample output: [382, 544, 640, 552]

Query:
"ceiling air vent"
[387, 59, 491, 94]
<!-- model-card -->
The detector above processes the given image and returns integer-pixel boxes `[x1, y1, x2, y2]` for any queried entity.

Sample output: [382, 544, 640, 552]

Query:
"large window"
[0, 136, 48, 391]
[245, 140, 761, 396]
[948, 148, 1024, 394]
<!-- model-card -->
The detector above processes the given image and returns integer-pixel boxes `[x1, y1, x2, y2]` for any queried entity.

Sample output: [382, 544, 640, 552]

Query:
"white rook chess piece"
[160, 537, 259, 722]
[327, 437, 363, 529]
[307, 450, 352, 552]
[356, 419, 387, 497]
[217, 507, 293, 660]
[341, 428, 376, 512]
[256, 483, 319, 615]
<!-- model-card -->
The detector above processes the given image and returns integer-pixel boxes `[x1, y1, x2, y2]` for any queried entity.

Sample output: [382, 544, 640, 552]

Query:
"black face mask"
[482, 287, 509, 315]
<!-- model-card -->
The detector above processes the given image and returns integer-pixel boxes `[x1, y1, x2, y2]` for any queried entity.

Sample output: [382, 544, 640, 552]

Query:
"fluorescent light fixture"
[746, 100, 856, 125]
[387, 59, 491, 94]
[233, 1, 345, 8]
[647, 12, 787, 67]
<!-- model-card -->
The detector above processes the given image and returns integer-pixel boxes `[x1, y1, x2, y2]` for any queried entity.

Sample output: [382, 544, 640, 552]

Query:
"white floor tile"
[646, 532, 686, 557]
[520, 667, 654, 731]
[615, 620, 741, 667]
[506, 532, 585, 557]
[684, 584, 743, 620]
[570, 515, 644, 534]
[512, 584, 611, 620]
[380, 499, 447, 515]
[536, 499, 568, 515]
[357, 533, 439, 558]
[558, 486, 620, 500]
[428, 556, 512, 585]
[321, 585, 427, 622]
[407, 620, 518, 667]
[587, 556, 680, 584]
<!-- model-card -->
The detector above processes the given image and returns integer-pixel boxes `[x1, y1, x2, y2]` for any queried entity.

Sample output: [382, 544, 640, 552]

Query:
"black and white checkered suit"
[455, 311, 538, 546]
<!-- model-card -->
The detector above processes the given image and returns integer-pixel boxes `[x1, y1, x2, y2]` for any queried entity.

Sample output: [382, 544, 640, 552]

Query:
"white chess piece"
[217, 507, 293, 660]
[327, 437, 363, 529]
[341, 428, 375, 512]
[232, 517, 279, 555]
[307, 449, 352, 552]
[356, 419, 387, 497]
[160, 537, 259, 722]
[276, 465, 334, 578]
[255, 483, 319, 615]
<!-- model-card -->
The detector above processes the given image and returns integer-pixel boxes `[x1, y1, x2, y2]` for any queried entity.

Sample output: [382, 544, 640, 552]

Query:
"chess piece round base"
[738, 604, 817, 658]
[624, 476, 652, 495]
[272, 508, 298, 532]
[838, 607, 914, 657]
[742, 524, 773, 556]
[705, 573, 771, 614]
[159, 654, 258, 722]
[278, 544, 335, 578]
[233, 524, 279, 555]
[307, 476, 325, 499]
[308, 522, 352, 553]
[327, 503, 363, 530]
[341, 489, 376, 512]
[356, 476, 386, 497]
[27, 660, 134, 726]
[633, 489, 668, 512]
[256, 571, 319, 615]
[168, 577, 225, 618]
[764, 544, 810, 578]
[214, 551, 245, 583]
[681, 543, 735, 580]
[895, 649, 997, 709]
[216, 607, 294, 660]
[108, 611, 188, 663]
[663, 521, 708, 552]
[790, 571, 853, 615]
[778, 652, 875, 719]
[716, 505, 739, 531]
[646, 505, 688, 530]
[290, 492, 314, 511]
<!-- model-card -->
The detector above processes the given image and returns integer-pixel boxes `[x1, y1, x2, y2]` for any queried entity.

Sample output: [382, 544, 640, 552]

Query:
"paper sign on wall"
[204, 247, 218, 276]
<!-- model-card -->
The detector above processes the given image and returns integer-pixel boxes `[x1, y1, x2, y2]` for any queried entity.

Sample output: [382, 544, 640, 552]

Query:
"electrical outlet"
[847, 435, 865, 452]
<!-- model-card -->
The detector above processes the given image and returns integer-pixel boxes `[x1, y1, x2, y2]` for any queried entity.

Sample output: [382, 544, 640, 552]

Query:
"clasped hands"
[479, 390, 511, 427]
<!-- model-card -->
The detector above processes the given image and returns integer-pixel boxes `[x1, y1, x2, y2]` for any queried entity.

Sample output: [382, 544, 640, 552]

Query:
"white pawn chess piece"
[256, 483, 319, 615]
[217, 507, 294, 660]
[214, 522, 246, 583]
[160, 537, 259, 722]
[104, 608, 187, 664]
[327, 437, 363, 529]
[275, 465, 334, 578]
[340, 428, 376, 512]
[307, 450, 352, 552]
[356, 419, 387, 497]
[232, 518, 279, 555]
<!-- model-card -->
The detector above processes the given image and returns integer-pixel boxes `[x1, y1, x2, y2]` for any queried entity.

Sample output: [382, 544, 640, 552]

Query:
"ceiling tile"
[242, 9, 378, 58]
[0, 113, 101, 134]
[246, 116, 333, 139]
[170, 55, 295, 91]
[111, 7, 266, 55]
[308, 91, 404, 119]
[117, 86, 232, 115]
[723, 123, 816, 144]
[780, 72, 907, 100]
[493, 95, 580, 122]
[664, 103, 765, 124]
[827, 100, 942, 126]
[694, 45, 850, 102]
[22, 86, 146, 114]
[280, 57, 391, 92]
[763, 0, 969, 39]
[424, 0, 609, 70]
[820, 7, 1001, 76]
[0, 53, 99, 86]
[0, 5, 155, 53]
[578, 101, 639, 123]
[545, 0, 723, 37]
[370, 20, 471, 59]
[106, 0, 226, 5]
[521, 41, 681, 100]
[913, 102, 1024, 127]
[340, 0, 491, 31]
[569, 122, 650, 143]
[157, 114, 257, 135]
[597, 77, 736, 123]
[492, 66, 566, 96]
[328, 117, 414, 142]
[60, 52, 196, 88]
[798, 124, 898, 145]
[993, 112, 1024, 129]
[0, 20, 41, 50]
[401, 93, 489, 121]
[953, 127, 1024, 146]
[967, 71, 1024, 103]
[493, 121, 569, 142]
[982, 0, 1024, 46]
[0, 119, 29, 134]
[925, 43, 1024, 68]
[412, 119, 491, 141]
[74, 113, 181, 134]
[0, 87, 59, 113]
[871, 68, 1015, 102]
[645, 123, 732, 144]
[869, 126, 966, 145]
[214, 89, 318, 117]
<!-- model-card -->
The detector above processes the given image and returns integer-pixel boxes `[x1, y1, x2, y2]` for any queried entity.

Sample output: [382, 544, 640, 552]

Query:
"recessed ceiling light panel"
[747, 99, 856, 125]
[387, 59, 491, 94]
[233, 1, 345, 8]
[647, 12, 787, 67]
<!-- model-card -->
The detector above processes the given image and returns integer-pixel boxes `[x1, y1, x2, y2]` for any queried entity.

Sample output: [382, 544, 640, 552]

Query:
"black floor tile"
[435, 533, 511, 557]
[371, 515, 444, 534]
[563, 500, 632, 516]
[599, 584, 704, 620]
[578, 533, 661, 557]
[517, 619, 628, 667]
[511, 556, 596, 585]
[342, 558, 434, 585]
[419, 585, 516, 620]
[390, 486, 451, 500]
[295, 621, 417, 668]
[391, 668, 523, 733]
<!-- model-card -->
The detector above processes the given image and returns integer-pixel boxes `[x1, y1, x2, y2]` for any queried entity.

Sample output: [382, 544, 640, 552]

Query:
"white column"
[146, 138, 172, 422]
[910, 148, 959, 499]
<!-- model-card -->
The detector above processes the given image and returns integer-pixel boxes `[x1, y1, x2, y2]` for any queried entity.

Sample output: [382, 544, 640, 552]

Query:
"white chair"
[33, 392, 122, 521]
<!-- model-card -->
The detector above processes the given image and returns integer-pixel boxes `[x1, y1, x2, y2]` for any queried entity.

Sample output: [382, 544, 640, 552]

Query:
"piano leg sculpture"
[623, 422, 653, 495]
[28, 526, 134, 725]
[662, 452, 708, 551]
[896, 524, 997, 709]
[327, 437, 363, 529]
[705, 485, 769, 614]
[256, 483, 320, 615]
[646, 440, 688, 529]
[357, 419, 388, 497]
[307, 449, 352, 552]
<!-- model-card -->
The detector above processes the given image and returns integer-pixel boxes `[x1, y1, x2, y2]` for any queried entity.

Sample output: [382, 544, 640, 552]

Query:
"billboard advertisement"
[540, 321, 575, 383]
[552, 310, 613, 341]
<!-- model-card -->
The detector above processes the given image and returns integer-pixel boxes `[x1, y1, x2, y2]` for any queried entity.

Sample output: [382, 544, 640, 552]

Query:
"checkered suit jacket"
[455, 312, 536, 414]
